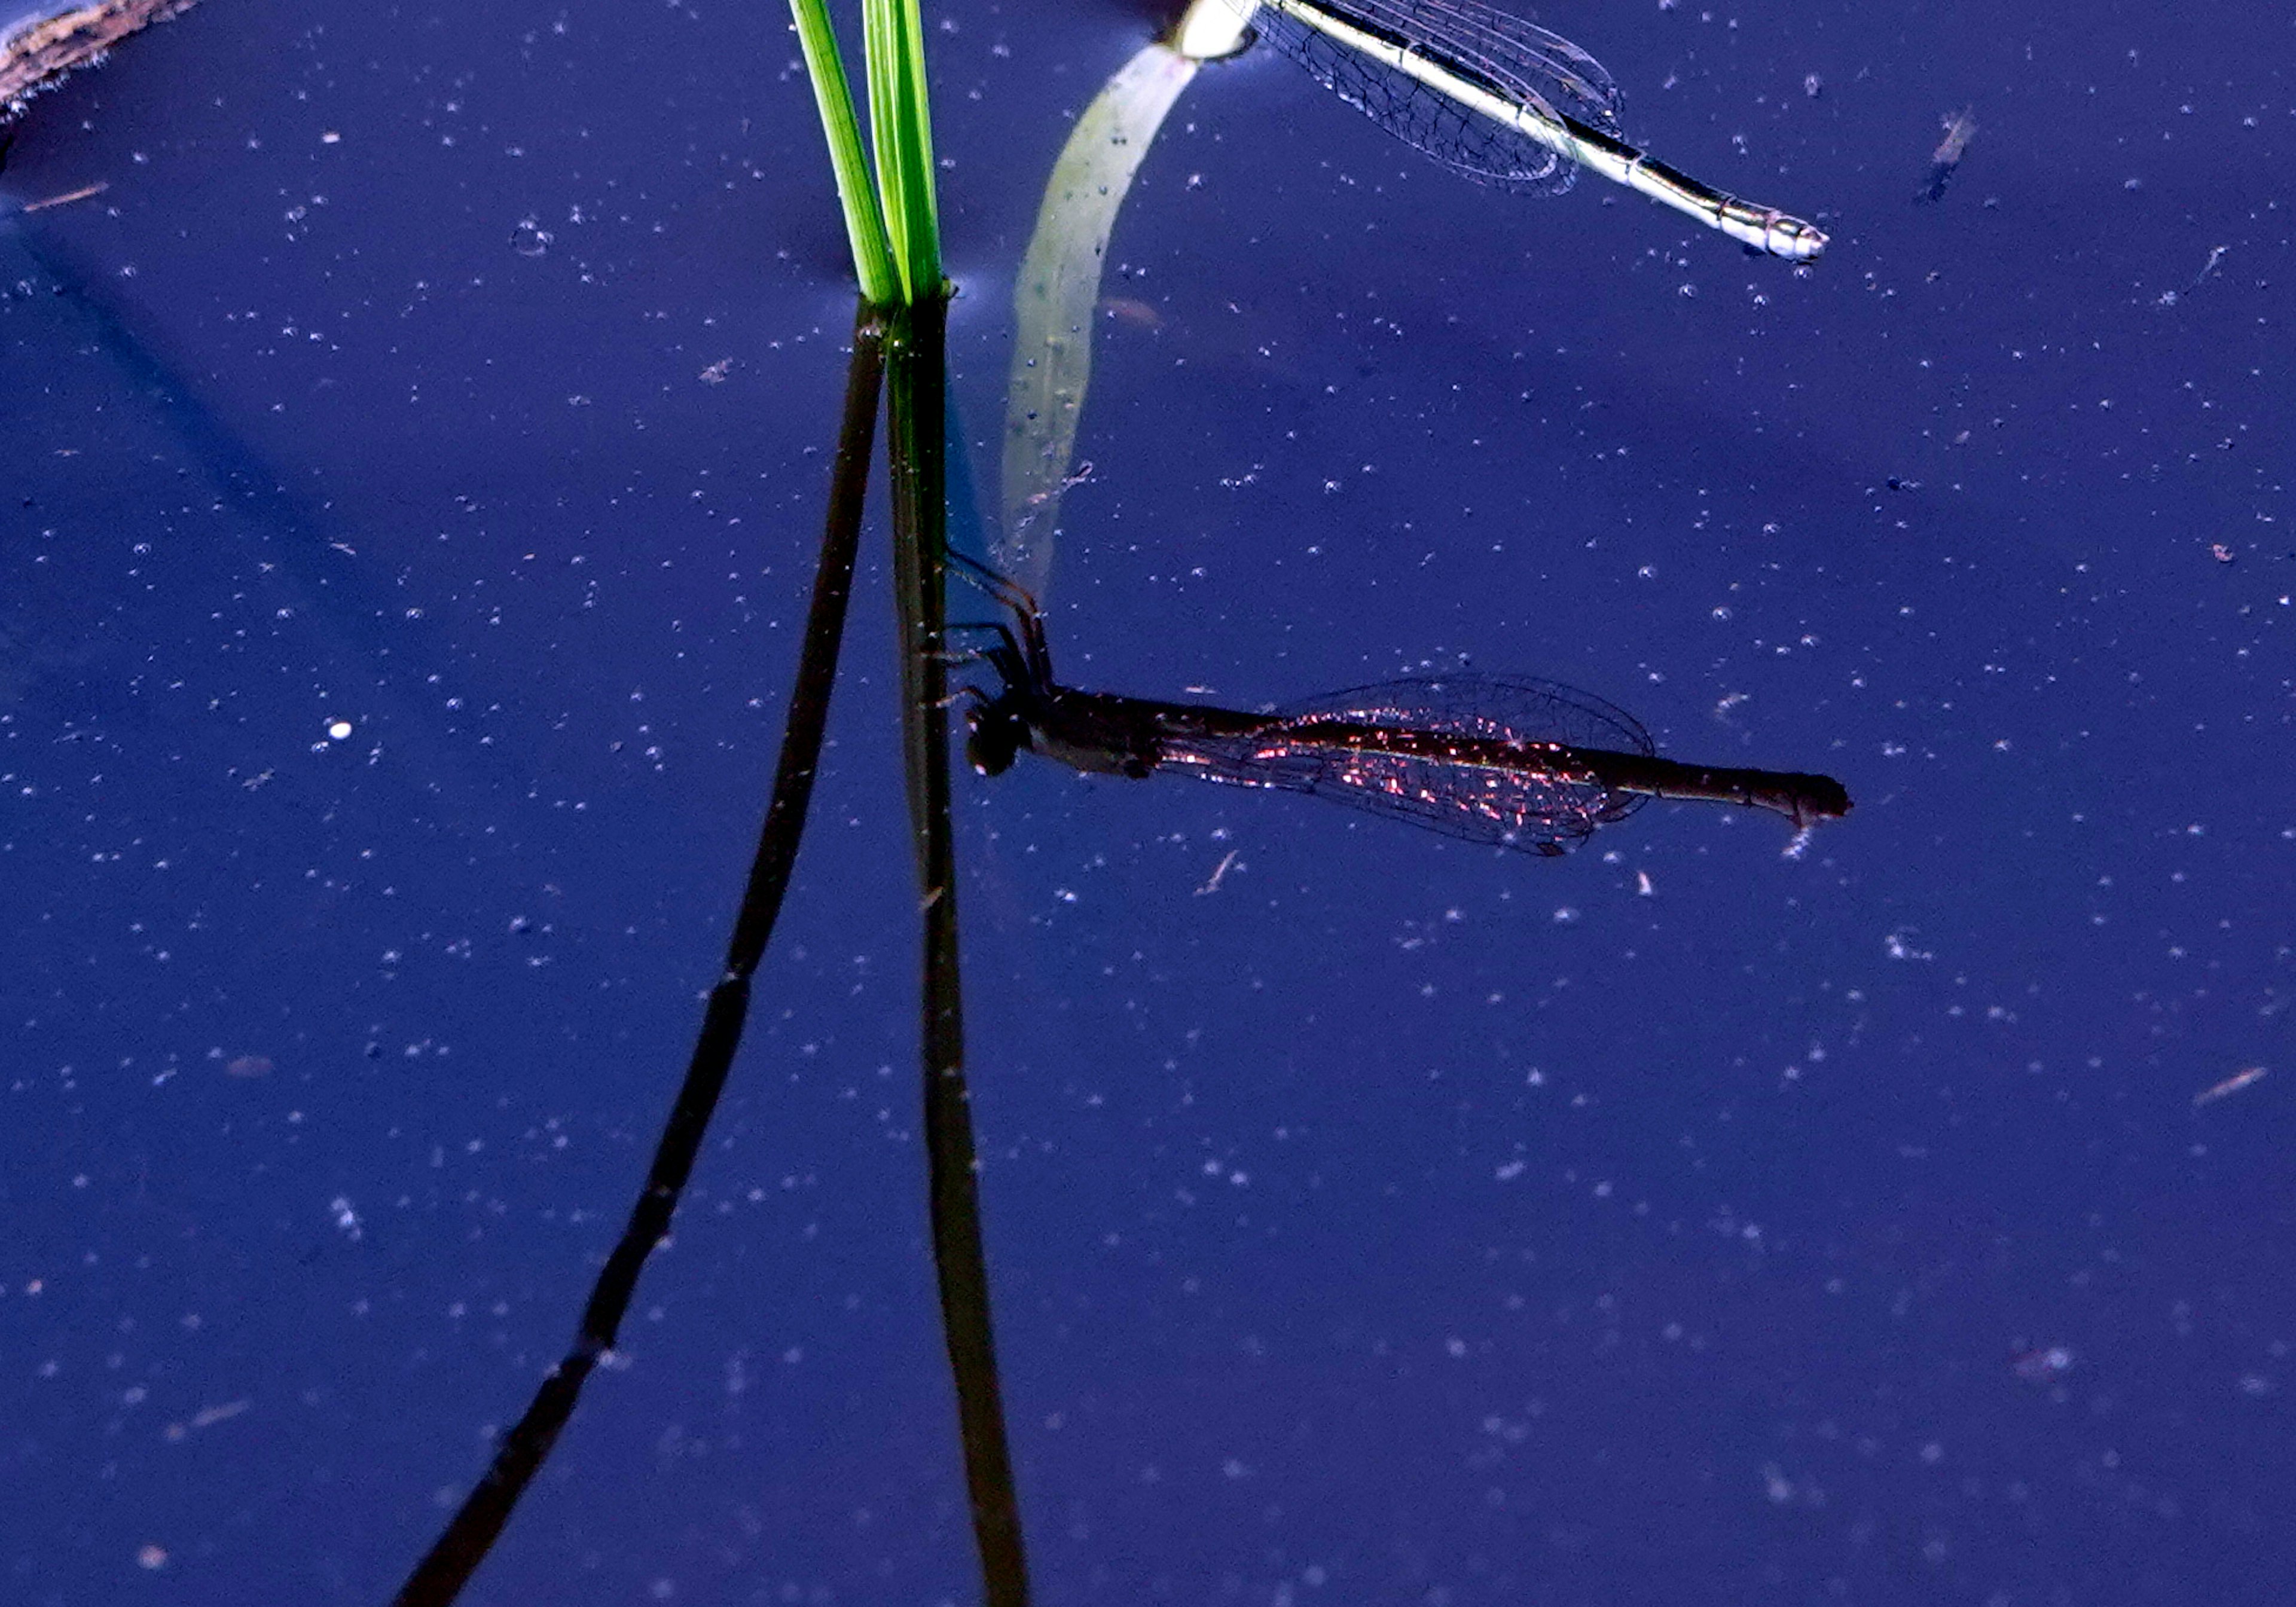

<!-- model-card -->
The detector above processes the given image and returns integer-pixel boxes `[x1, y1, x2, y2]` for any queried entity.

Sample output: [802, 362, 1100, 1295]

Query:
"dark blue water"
[5, 0, 2288, 1602]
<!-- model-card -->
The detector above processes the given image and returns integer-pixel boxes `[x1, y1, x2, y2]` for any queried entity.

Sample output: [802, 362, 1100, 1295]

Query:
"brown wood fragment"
[22, 176, 105, 207]
[2, 0, 198, 115]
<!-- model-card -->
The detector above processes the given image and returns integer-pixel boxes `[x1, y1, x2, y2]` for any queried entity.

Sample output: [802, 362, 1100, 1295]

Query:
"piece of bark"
[2, 0, 197, 116]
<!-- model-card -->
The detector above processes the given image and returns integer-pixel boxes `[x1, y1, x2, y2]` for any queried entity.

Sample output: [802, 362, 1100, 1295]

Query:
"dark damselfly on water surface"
[951, 554, 1850, 856]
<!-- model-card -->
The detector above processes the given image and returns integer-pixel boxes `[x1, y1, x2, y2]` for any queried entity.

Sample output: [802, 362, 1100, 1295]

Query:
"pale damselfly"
[951, 554, 1851, 855]
[1216, 0, 1827, 259]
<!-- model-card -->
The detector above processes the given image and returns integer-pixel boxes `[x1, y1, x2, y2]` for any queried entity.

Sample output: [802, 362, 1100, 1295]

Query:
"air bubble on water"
[511, 218, 552, 258]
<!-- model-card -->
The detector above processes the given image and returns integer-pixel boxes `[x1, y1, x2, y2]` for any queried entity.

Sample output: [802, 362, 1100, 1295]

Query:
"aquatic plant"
[787, 0, 942, 305]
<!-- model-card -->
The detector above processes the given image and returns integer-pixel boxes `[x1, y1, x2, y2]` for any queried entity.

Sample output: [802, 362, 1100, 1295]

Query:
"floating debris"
[1100, 295, 1162, 331]
[1193, 847, 1240, 896]
[2193, 1065, 2267, 1108]
[2154, 245, 2230, 309]
[2012, 1343, 2074, 1383]
[1918, 108, 1979, 203]
[2, 0, 198, 115]
[162, 1398, 250, 1441]
[20, 178, 105, 211]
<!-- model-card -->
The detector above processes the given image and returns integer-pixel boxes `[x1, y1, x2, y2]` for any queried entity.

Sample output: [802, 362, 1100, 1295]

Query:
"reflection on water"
[0, 193, 494, 823]
[1000, 38, 1207, 594]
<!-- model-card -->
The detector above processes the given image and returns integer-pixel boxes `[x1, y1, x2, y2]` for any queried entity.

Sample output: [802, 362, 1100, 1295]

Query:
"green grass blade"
[788, 0, 898, 305]
[890, 0, 943, 289]
[862, 0, 909, 297]
[863, 0, 942, 301]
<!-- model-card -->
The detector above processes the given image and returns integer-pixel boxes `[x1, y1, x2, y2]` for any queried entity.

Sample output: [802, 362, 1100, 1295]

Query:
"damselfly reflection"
[1216, 0, 1828, 259]
[951, 555, 1849, 856]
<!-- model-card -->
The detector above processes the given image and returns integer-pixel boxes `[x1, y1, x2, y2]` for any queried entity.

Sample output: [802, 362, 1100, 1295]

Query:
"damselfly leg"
[944, 548, 1057, 692]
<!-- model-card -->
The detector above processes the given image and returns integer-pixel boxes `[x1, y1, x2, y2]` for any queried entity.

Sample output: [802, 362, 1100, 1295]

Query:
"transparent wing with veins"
[1158, 671, 1653, 854]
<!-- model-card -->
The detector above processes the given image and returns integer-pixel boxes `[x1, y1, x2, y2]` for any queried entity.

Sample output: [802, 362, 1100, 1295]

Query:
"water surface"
[4, 0, 2288, 1602]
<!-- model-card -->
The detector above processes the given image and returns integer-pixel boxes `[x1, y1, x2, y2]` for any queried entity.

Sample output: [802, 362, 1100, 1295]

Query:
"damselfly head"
[965, 691, 1028, 778]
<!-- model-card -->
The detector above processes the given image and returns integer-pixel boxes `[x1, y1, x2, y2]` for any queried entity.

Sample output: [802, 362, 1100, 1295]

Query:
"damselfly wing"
[1216, 0, 1828, 258]
[1235, 0, 1622, 194]
[1158, 674, 1653, 854]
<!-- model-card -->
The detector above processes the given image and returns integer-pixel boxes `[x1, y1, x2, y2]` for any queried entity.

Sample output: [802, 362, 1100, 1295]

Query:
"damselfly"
[951, 555, 1850, 856]
[1219, 0, 1827, 260]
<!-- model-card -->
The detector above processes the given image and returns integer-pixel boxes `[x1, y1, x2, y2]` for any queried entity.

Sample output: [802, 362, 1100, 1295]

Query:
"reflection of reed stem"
[889, 295, 1032, 1607]
[389, 303, 887, 1607]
